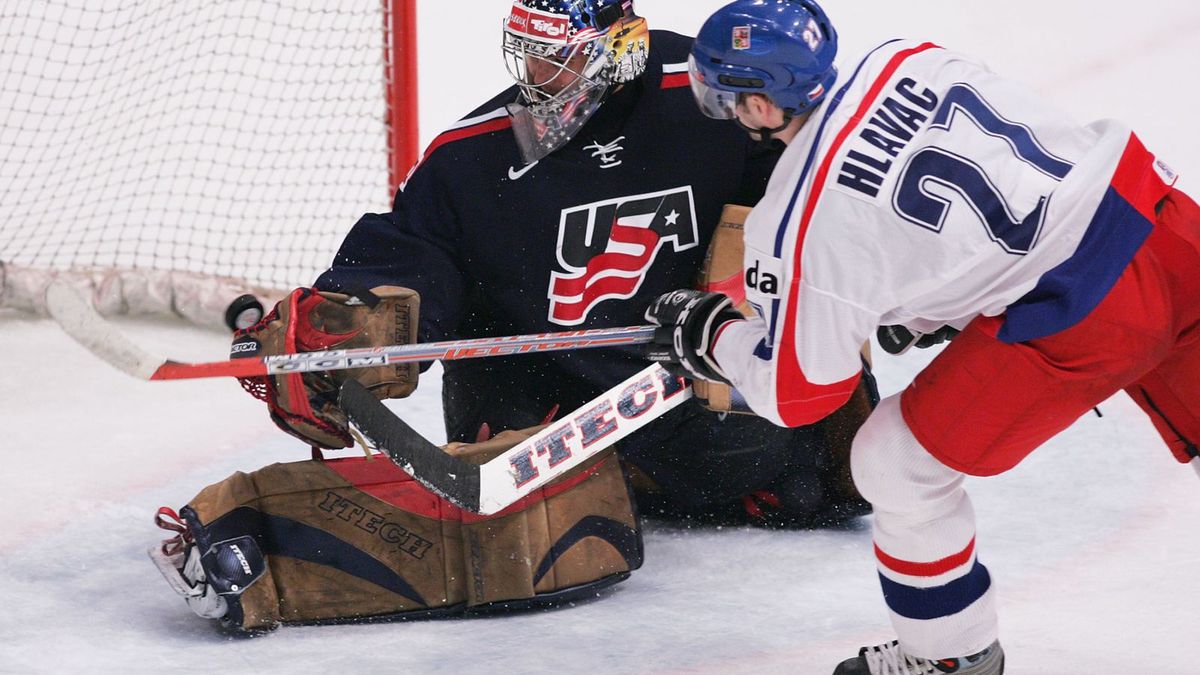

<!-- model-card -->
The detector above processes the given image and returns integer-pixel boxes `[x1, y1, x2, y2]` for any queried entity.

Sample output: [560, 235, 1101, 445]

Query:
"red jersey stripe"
[661, 72, 690, 89]
[774, 42, 941, 427]
[423, 116, 513, 163]
[400, 115, 514, 182]
[1109, 132, 1173, 223]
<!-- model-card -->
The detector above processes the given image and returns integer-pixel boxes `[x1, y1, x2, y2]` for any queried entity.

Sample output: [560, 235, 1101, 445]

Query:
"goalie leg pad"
[151, 448, 641, 630]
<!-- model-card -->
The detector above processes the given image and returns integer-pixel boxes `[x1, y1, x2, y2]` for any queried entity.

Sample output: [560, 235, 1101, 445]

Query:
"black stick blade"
[339, 380, 481, 512]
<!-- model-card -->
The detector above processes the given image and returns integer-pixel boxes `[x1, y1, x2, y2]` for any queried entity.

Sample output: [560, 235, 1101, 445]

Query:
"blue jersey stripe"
[999, 187, 1154, 343]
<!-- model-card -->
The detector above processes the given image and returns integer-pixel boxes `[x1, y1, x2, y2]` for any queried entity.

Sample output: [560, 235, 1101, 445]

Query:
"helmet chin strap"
[735, 112, 793, 145]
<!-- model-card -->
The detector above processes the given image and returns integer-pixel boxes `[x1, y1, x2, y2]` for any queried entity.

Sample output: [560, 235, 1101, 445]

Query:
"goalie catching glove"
[644, 290, 744, 384]
[231, 286, 420, 449]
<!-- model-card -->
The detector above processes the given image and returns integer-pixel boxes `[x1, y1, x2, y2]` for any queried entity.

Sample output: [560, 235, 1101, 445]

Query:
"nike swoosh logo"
[508, 162, 539, 180]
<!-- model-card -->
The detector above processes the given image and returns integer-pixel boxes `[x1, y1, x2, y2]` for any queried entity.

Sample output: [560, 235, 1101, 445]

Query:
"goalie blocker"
[150, 431, 641, 630]
[695, 204, 874, 411]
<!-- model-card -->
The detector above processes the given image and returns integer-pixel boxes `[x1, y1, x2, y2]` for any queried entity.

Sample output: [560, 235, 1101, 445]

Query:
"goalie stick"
[44, 280, 655, 381]
[339, 364, 693, 514]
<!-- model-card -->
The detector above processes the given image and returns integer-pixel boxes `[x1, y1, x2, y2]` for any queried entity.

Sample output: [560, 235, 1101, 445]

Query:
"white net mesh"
[1, 0, 395, 292]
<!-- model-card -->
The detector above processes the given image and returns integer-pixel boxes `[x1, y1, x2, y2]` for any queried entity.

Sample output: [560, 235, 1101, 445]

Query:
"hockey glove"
[876, 324, 961, 356]
[231, 286, 420, 449]
[644, 290, 744, 384]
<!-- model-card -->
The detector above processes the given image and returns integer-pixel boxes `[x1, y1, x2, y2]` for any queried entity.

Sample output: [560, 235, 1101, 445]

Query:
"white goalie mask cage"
[501, 0, 649, 165]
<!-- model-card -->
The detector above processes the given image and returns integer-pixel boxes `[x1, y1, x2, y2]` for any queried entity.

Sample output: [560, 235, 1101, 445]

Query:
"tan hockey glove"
[231, 286, 420, 449]
[694, 204, 871, 413]
[693, 205, 758, 412]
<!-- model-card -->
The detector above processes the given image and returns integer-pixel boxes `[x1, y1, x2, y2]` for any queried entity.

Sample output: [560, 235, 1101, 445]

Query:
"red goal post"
[386, 0, 421, 197]
[0, 0, 419, 327]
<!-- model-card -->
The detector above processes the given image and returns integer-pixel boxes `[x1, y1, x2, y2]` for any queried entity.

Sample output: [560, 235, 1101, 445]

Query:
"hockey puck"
[224, 294, 265, 332]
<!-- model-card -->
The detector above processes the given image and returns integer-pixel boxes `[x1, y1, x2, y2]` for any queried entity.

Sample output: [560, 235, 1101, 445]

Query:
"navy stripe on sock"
[879, 560, 992, 621]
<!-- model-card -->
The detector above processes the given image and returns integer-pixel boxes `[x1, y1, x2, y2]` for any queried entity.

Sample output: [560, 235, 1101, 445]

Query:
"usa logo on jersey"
[547, 187, 698, 326]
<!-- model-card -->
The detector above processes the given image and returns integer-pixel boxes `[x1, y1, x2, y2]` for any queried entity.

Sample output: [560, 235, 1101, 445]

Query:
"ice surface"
[3, 1, 1200, 673]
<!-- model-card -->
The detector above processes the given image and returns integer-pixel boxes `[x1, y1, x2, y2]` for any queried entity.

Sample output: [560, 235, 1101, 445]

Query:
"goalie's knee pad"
[150, 449, 641, 631]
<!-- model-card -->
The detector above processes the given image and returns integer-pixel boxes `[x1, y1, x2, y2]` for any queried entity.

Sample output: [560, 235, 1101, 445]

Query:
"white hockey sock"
[851, 395, 999, 659]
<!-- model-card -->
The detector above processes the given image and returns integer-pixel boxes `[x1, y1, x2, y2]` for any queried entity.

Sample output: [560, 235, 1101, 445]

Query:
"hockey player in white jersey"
[646, 1, 1200, 673]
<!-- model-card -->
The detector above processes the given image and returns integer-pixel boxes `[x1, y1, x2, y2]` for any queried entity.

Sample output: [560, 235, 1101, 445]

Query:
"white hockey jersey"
[712, 40, 1177, 427]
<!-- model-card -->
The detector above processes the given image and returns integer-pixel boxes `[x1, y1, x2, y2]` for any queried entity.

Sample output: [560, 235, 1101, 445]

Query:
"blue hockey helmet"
[689, 0, 838, 120]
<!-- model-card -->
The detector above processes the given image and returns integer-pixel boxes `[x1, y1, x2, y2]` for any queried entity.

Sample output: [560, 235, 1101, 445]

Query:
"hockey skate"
[148, 508, 228, 620]
[832, 640, 1004, 675]
[148, 507, 266, 626]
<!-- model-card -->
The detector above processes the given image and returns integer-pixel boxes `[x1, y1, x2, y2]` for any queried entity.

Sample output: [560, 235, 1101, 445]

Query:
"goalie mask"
[503, 0, 649, 164]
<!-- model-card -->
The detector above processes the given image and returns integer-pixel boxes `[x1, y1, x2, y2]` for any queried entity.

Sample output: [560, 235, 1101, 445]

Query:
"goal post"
[0, 0, 419, 327]
[386, 0, 421, 195]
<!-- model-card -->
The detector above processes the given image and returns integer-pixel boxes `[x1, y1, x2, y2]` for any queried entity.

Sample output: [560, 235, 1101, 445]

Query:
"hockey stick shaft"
[340, 364, 692, 514]
[45, 280, 655, 381]
[164, 326, 655, 380]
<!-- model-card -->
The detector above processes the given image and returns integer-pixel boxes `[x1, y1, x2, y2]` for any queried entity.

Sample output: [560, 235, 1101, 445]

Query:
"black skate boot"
[832, 640, 1004, 675]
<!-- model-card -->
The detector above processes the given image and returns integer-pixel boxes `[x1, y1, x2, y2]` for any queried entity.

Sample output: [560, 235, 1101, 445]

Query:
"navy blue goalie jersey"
[316, 31, 778, 417]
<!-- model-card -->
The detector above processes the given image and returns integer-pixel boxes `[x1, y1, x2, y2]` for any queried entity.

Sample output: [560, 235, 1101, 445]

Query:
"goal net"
[1, 0, 416, 325]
